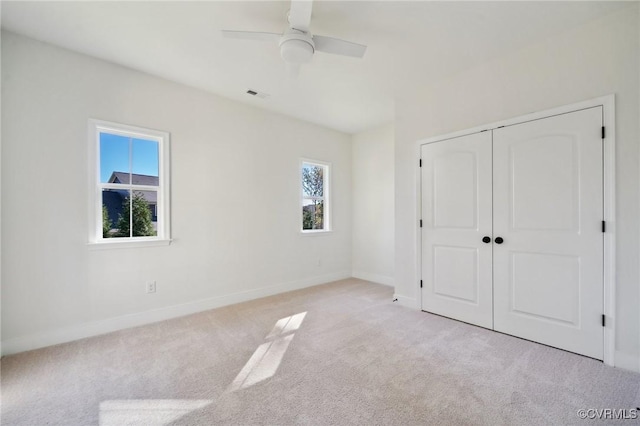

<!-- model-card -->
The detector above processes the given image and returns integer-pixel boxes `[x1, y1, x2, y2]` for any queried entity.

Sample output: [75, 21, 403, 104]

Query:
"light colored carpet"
[2, 278, 639, 425]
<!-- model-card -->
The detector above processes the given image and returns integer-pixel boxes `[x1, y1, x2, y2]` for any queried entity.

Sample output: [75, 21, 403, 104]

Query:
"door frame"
[416, 95, 615, 366]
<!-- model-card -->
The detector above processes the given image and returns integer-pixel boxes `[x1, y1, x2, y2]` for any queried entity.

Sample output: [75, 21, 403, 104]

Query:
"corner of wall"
[393, 293, 419, 310]
[614, 350, 640, 373]
[352, 271, 394, 287]
[351, 123, 396, 290]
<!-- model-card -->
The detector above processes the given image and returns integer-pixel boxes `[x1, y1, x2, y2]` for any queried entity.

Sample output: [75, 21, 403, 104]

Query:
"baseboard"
[1, 270, 351, 356]
[352, 271, 394, 287]
[614, 350, 640, 372]
[393, 294, 419, 310]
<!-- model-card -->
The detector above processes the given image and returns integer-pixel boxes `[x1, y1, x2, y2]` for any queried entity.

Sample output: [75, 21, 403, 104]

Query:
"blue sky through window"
[100, 133, 159, 183]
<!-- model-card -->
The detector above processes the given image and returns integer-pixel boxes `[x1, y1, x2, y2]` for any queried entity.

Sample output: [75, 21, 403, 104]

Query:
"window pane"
[313, 200, 324, 230]
[302, 199, 324, 230]
[302, 164, 323, 197]
[100, 133, 130, 184]
[102, 189, 131, 238]
[131, 190, 158, 237]
[132, 138, 159, 183]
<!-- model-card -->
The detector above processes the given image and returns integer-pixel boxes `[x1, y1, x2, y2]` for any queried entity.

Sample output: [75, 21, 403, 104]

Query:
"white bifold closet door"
[420, 106, 604, 360]
[492, 107, 603, 360]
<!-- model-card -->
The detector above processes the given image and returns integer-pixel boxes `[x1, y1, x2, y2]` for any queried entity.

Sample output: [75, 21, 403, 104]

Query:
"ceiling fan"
[222, 0, 367, 77]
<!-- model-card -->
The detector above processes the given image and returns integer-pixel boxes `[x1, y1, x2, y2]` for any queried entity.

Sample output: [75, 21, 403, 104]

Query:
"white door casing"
[492, 107, 603, 360]
[421, 131, 493, 329]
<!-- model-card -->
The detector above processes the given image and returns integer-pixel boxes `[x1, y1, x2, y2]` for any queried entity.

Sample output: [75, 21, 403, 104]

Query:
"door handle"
[495, 237, 504, 244]
[482, 236, 491, 244]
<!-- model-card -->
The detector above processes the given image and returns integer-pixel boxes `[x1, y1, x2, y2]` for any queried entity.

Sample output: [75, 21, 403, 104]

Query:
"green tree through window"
[115, 192, 156, 237]
[102, 205, 111, 238]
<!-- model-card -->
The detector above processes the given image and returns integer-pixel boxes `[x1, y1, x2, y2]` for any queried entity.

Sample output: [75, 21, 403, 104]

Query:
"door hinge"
[602, 220, 606, 233]
[602, 314, 606, 327]
[419, 219, 423, 228]
[601, 126, 605, 139]
[419, 159, 422, 167]
[420, 280, 423, 288]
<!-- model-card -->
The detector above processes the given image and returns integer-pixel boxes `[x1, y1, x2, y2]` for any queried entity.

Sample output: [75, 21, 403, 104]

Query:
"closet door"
[492, 107, 603, 359]
[421, 132, 493, 329]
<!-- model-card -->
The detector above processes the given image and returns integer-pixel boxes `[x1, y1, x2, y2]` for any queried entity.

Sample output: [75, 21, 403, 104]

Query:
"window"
[301, 160, 330, 232]
[89, 119, 170, 246]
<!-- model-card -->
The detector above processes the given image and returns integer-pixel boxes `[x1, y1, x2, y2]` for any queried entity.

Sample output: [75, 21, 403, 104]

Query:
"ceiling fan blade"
[221, 30, 281, 42]
[288, 0, 313, 32]
[313, 35, 367, 58]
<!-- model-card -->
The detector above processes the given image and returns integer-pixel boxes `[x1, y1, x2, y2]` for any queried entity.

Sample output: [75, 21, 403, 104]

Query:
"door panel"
[493, 107, 603, 360]
[510, 135, 578, 231]
[433, 245, 479, 303]
[510, 252, 580, 325]
[421, 132, 493, 329]
[433, 151, 477, 229]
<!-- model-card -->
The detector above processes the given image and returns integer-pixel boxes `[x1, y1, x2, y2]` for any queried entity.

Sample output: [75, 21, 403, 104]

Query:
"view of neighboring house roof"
[133, 190, 157, 204]
[109, 171, 159, 186]
[105, 172, 159, 207]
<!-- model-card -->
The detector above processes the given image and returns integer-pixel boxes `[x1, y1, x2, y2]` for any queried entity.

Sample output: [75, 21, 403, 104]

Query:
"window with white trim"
[301, 160, 330, 232]
[90, 120, 170, 245]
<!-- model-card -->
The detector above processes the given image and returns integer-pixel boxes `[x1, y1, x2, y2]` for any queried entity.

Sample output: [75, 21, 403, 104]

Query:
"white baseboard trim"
[393, 294, 419, 310]
[614, 350, 640, 372]
[352, 271, 395, 287]
[1, 271, 351, 356]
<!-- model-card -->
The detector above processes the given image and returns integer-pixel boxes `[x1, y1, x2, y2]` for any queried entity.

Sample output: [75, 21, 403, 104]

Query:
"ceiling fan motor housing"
[279, 30, 315, 64]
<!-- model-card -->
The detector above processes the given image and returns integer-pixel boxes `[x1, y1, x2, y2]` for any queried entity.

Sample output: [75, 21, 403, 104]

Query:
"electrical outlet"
[146, 281, 156, 294]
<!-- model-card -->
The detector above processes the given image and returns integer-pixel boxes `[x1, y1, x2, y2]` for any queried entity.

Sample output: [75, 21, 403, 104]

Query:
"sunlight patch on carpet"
[265, 311, 307, 339]
[227, 312, 307, 392]
[99, 399, 211, 426]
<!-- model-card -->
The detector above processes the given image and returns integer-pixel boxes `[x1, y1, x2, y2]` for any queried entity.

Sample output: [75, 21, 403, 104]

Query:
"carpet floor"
[1, 278, 639, 425]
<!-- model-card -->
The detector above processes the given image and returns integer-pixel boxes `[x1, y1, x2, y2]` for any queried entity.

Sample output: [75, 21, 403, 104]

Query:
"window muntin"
[90, 120, 170, 245]
[301, 160, 330, 232]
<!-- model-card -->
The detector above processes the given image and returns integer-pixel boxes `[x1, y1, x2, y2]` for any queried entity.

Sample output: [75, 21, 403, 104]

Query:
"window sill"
[88, 239, 172, 250]
[300, 230, 333, 236]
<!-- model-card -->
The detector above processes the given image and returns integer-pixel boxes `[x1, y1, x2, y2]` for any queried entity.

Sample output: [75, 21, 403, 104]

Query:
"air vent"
[246, 89, 270, 99]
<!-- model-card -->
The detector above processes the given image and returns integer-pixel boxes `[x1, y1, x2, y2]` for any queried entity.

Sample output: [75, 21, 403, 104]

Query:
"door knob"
[482, 236, 491, 243]
[495, 237, 504, 244]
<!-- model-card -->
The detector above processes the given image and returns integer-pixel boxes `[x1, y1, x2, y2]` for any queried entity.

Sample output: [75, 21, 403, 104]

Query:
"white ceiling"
[1, 1, 629, 134]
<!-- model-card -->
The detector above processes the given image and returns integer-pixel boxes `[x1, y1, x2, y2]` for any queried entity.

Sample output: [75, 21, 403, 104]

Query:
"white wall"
[1, 32, 352, 354]
[394, 5, 640, 370]
[351, 124, 394, 286]
[0, 28, 3, 355]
